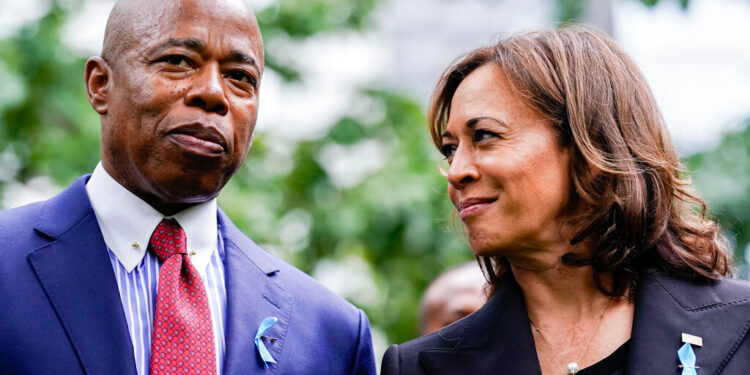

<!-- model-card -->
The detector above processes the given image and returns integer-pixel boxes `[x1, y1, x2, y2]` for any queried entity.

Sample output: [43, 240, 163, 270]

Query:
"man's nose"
[446, 146, 480, 189]
[185, 62, 230, 115]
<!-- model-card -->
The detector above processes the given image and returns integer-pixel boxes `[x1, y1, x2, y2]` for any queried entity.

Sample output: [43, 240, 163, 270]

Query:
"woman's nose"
[446, 146, 480, 189]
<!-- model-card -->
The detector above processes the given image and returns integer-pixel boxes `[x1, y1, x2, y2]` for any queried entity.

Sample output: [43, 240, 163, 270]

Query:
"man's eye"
[163, 55, 191, 67]
[227, 70, 256, 86]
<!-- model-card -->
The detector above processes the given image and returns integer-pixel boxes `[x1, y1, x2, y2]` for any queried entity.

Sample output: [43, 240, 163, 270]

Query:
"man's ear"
[85, 56, 112, 115]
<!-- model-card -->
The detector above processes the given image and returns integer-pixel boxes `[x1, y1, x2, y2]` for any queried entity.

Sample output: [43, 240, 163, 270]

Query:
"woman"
[382, 27, 750, 375]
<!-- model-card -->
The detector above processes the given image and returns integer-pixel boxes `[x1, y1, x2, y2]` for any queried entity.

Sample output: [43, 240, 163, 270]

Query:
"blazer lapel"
[219, 211, 293, 375]
[627, 272, 750, 374]
[28, 175, 136, 375]
[418, 275, 542, 375]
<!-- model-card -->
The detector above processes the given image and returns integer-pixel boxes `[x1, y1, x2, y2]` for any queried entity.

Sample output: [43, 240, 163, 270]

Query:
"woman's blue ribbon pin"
[254, 317, 279, 368]
[678, 342, 698, 375]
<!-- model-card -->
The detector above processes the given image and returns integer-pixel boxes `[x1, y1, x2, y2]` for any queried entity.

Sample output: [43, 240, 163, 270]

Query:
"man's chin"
[140, 182, 223, 215]
[161, 186, 221, 204]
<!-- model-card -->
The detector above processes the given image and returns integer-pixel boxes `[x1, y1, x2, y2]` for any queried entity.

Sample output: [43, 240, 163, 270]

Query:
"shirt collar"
[86, 162, 218, 273]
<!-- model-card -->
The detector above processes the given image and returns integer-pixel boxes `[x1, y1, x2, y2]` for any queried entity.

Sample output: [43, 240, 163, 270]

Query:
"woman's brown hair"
[429, 27, 732, 297]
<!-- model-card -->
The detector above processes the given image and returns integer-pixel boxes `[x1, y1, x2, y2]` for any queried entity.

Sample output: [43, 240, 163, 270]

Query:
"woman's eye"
[474, 129, 497, 142]
[163, 55, 190, 67]
[440, 144, 456, 160]
[227, 70, 256, 86]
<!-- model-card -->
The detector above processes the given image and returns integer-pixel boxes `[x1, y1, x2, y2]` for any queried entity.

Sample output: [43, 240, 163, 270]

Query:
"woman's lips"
[458, 198, 497, 219]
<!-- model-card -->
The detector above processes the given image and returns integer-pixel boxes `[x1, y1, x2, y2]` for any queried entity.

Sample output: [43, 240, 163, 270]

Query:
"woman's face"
[441, 64, 573, 257]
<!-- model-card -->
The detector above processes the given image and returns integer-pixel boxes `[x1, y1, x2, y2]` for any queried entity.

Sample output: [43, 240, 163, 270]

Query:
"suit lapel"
[627, 272, 750, 374]
[418, 275, 542, 375]
[219, 211, 293, 375]
[29, 175, 136, 375]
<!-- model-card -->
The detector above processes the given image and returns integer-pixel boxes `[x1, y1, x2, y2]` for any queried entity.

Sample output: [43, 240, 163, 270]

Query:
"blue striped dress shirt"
[86, 163, 227, 375]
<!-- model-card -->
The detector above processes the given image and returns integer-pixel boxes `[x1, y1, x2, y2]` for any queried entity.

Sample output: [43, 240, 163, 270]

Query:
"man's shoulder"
[0, 200, 50, 276]
[262, 245, 359, 311]
[0, 199, 45, 234]
[0, 177, 94, 280]
[0, 175, 91, 243]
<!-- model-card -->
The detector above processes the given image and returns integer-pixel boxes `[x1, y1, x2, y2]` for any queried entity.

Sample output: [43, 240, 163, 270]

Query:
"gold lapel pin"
[261, 335, 277, 342]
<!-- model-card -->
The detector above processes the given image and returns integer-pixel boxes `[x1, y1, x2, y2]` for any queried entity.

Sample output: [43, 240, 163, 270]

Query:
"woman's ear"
[84, 56, 112, 115]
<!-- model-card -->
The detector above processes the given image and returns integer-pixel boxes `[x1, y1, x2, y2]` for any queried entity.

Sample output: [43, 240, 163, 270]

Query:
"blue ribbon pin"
[678, 342, 698, 375]
[254, 317, 279, 368]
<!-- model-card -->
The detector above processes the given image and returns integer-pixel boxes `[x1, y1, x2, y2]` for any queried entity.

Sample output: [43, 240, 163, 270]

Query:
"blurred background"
[1, 0, 749, 365]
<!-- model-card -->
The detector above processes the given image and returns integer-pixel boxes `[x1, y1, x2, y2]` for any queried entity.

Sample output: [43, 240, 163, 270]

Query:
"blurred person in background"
[0, 0, 375, 374]
[381, 27, 750, 375]
[419, 261, 487, 336]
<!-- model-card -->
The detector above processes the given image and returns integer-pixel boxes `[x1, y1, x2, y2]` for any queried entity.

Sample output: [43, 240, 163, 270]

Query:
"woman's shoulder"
[380, 279, 532, 375]
[382, 313, 477, 374]
[640, 270, 750, 306]
[383, 313, 482, 375]
[628, 271, 750, 374]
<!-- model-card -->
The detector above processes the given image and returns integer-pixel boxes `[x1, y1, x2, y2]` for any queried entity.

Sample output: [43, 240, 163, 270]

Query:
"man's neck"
[100, 160, 210, 216]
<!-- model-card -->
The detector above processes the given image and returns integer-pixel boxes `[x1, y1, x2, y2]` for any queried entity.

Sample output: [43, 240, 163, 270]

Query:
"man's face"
[99, 0, 263, 213]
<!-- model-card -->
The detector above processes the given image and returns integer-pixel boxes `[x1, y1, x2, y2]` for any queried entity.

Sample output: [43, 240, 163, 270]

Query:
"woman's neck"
[511, 255, 634, 375]
[503, 231, 612, 317]
[504, 238, 634, 374]
[512, 261, 609, 318]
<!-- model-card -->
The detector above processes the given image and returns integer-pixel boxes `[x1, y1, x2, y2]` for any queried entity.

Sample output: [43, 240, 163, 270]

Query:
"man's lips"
[167, 123, 228, 155]
[458, 198, 497, 219]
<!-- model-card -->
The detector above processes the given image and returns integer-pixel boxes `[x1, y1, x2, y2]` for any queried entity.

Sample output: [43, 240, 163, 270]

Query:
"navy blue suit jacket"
[0, 175, 376, 375]
[382, 271, 750, 374]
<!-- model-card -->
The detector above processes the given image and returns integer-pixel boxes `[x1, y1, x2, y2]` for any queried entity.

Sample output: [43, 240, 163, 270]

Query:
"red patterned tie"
[149, 219, 216, 375]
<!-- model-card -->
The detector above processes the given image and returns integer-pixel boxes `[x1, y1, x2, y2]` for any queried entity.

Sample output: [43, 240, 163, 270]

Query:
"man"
[418, 262, 487, 336]
[0, 0, 375, 374]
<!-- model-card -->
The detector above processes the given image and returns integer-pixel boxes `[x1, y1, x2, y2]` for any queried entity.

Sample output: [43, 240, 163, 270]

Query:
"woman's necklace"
[528, 299, 611, 375]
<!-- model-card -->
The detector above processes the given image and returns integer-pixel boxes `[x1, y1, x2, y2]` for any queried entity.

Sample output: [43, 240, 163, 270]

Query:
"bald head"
[102, 0, 262, 70]
[419, 262, 488, 335]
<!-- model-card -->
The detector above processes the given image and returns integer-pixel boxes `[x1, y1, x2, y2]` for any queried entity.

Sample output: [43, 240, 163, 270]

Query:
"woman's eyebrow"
[442, 117, 506, 138]
[466, 116, 505, 129]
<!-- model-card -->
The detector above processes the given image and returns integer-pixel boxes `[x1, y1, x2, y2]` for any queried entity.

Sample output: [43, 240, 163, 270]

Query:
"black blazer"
[381, 271, 750, 374]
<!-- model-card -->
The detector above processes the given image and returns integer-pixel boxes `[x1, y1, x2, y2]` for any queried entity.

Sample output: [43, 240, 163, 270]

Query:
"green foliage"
[258, 0, 376, 38]
[258, 0, 378, 82]
[639, 0, 690, 9]
[557, 0, 586, 24]
[687, 122, 750, 263]
[555, 0, 690, 23]
[0, 1, 100, 185]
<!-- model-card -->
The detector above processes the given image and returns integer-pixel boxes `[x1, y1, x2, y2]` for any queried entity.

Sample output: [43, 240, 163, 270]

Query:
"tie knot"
[149, 219, 187, 262]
